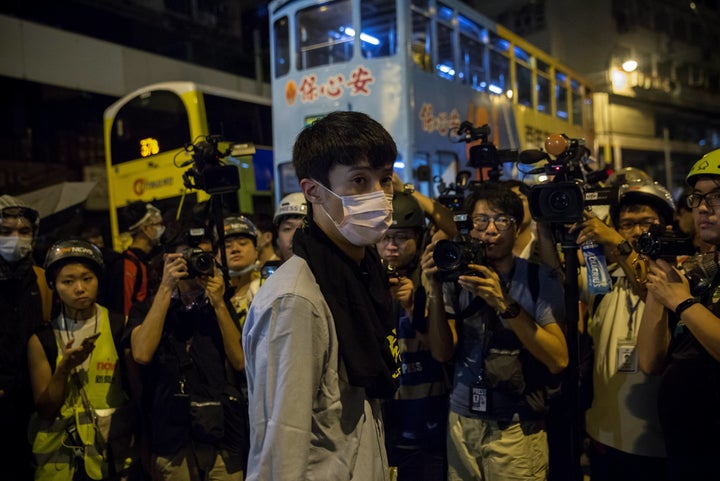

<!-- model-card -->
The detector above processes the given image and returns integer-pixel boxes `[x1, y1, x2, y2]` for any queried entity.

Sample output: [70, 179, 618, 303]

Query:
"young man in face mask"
[0, 194, 50, 481]
[243, 111, 399, 481]
[103, 202, 165, 316]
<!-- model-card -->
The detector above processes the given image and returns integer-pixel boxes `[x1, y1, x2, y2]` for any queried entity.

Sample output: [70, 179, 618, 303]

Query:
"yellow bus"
[103, 81, 272, 250]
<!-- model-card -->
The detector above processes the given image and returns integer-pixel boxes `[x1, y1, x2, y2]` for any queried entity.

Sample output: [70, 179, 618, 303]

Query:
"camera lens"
[192, 252, 215, 275]
[434, 240, 464, 271]
[548, 191, 570, 213]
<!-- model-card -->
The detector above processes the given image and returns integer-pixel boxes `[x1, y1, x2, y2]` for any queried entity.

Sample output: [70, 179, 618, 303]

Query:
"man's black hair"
[465, 183, 524, 226]
[292, 111, 397, 188]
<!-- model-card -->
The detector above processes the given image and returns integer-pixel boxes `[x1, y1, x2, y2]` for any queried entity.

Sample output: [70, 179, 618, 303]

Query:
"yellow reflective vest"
[30, 305, 130, 481]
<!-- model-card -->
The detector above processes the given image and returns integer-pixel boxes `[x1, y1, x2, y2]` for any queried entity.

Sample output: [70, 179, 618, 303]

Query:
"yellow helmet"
[687, 149, 720, 187]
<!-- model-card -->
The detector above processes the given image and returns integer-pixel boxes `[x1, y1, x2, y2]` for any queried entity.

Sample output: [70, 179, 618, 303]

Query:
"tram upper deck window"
[435, 3, 455, 80]
[489, 32, 510, 95]
[458, 15, 487, 91]
[556, 71, 568, 120]
[274, 16, 290, 77]
[537, 59, 551, 114]
[571, 79, 583, 127]
[515, 46, 532, 107]
[296, 0, 353, 70]
[411, 9, 431, 72]
[360, 0, 397, 58]
[110, 90, 189, 166]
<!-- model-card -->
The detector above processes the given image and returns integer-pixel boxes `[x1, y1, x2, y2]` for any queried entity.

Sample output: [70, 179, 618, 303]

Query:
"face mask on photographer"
[0, 236, 33, 263]
[315, 182, 393, 246]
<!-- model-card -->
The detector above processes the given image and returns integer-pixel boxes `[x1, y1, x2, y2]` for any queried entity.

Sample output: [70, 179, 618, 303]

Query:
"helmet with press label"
[273, 193, 307, 225]
[44, 239, 104, 285]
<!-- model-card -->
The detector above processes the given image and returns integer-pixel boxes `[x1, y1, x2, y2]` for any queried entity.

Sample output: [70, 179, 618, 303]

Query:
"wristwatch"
[499, 301, 522, 319]
[616, 240, 633, 256]
[403, 182, 415, 194]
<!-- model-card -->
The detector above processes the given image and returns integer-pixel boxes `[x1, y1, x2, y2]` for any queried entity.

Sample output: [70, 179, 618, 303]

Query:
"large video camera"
[179, 135, 255, 195]
[451, 121, 518, 181]
[523, 134, 614, 224]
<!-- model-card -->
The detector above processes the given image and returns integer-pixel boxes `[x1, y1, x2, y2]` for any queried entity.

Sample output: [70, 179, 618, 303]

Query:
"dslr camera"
[182, 247, 216, 278]
[636, 225, 695, 261]
[433, 212, 487, 282]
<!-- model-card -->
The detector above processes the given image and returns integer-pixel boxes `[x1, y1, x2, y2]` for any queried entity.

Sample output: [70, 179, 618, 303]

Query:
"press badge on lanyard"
[470, 377, 492, 413]
[617, 338, 638, 373]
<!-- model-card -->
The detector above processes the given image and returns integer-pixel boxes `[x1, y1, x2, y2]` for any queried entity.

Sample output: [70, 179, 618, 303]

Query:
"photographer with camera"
[421, 183, 568, 481]
[637, 149, 720, 480]
[569, 181, 675, 481]
[128, 227, 246, 481]
[214, 215, 259, 320]
[377, 190, 452, 481]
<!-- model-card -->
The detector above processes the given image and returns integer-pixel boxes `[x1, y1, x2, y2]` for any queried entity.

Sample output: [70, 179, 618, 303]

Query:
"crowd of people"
[2, 110, 720, 481]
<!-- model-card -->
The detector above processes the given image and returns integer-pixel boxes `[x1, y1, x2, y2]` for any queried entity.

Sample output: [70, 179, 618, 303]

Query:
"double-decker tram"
[104, 81, 272, 250]
[269, 0, 594, 199]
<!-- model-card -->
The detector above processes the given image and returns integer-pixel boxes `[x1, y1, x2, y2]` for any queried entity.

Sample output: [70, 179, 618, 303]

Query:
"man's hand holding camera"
[205, 267, 227, 310]
[458, 264, 511, 313]
[160, 253, 188, 292]
[645, 258, 691, 311]
[389, 275, 414, 312]
[570, 211, 624, 254]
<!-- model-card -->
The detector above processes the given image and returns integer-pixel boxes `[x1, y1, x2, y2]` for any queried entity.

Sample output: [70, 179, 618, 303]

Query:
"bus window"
[556, 71, 568, 120]
[274, 16, 290, 78]
[110, 90, 189, 166]
[296, 0, 354, 70]
[360, 0, 397, 58]
[203, 94, 272, 146]
[571, 78, 583, 127]
[515, 46, 532, 107]
[537, 59, 551, 114]
[411, 9, 432, 72]
[489, 32, 510, 94]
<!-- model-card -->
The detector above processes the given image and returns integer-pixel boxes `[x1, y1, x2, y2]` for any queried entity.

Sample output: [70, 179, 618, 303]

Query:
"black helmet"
[44, 239, 104, 286]
[216, 215, 257, 244]
[391, 192, 425, 230]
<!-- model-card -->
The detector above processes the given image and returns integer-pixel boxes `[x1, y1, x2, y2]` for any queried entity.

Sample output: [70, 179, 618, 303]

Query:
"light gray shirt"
[243, 255, 390, 481]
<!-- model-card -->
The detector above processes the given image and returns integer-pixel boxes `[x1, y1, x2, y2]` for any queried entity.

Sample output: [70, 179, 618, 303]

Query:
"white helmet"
[273, 193, 307, 225]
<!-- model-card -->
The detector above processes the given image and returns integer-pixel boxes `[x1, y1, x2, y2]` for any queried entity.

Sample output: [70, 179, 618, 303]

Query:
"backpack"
[97, 249, 144, 316]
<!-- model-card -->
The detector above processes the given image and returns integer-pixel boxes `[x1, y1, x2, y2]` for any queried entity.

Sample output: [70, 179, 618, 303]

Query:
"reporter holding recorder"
[27, 240, 138, 480]
[637, 148, 720, 480]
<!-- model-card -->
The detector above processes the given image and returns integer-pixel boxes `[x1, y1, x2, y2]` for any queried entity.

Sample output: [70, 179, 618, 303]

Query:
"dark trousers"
[387, 444, 447, 481]
[588, 440, 668, 481]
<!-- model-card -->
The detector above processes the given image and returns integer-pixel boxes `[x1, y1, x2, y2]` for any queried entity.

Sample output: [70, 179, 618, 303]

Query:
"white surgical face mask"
[317, 183, 393, 246]
[0, 236, 33, 263]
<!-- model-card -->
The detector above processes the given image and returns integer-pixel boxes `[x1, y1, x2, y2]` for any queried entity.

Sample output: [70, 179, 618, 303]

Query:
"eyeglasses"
[378, 232, 414, 245]
[616, 219, 657, 232]
[687, 191, 720, 208]
[472, 215, 516, 232]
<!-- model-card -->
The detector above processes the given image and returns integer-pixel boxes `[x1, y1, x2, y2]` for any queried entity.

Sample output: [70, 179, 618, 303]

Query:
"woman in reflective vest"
[27, 239, 134, 480]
